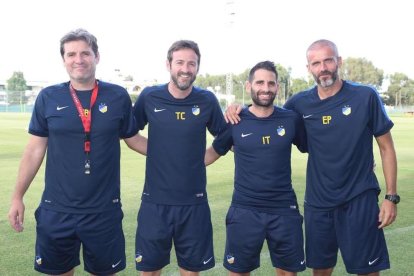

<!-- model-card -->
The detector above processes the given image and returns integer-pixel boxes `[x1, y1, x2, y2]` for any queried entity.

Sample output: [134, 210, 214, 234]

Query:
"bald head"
[306, 39, 339, 62]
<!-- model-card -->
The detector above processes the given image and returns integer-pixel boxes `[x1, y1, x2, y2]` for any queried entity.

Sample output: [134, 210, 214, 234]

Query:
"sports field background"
[0, 113, 413, 275]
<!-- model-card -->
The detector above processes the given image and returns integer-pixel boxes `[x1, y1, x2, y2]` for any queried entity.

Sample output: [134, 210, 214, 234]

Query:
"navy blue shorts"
[34, 207, 126, 275]
[305, 190, 390, 274]
[223, 206, 306, 273]
[135, 201, 215, 272]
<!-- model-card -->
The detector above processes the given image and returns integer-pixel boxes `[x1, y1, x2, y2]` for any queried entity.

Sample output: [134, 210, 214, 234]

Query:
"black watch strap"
[385, 194, 400, 204]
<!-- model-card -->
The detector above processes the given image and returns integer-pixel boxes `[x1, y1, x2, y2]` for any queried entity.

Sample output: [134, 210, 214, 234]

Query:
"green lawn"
[0, 113, 413, 275]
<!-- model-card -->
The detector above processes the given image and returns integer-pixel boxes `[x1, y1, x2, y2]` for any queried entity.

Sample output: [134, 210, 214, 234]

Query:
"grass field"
[0, 113, 413, 275]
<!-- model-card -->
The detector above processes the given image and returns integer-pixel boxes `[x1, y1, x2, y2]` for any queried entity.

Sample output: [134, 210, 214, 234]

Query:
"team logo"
[226, 254, 235, 264]
[277, 126, 285, 136]
[192, 105, 200, 116]
[135, 253, 143, 263]
[99, 103, 108, 113]
[35, 256, 42, 265]
[83, 109, 89, 116]
[342, 105, 351, 116]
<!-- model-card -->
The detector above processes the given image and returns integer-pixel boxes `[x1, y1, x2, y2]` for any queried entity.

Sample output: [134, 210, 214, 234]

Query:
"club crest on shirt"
[35, 256, 42, 265]
[342, 105, 351, 116]
[192, 105, 200, 116]
[277, 126, 285, 136]
[226, 254, 235, 264]
[83, 109, 89, 116]
[135, 253, 143, 263]
[99, 103, 108, 113]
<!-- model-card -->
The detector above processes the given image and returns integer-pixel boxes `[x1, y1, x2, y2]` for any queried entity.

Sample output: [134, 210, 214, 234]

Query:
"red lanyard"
[69, 81, 99, 154]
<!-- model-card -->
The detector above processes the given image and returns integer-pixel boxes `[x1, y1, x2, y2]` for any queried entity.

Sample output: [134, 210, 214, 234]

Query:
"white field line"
[384, 224, 414, 235]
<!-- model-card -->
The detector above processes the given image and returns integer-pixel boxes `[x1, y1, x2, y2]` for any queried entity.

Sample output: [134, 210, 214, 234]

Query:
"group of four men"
[8, 28, 398, 276]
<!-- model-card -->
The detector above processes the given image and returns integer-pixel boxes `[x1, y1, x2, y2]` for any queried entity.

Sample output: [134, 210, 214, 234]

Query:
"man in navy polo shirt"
[8, 28, 146, 276]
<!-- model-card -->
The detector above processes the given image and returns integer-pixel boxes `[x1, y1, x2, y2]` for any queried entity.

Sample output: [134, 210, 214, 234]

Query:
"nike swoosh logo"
[112, 260, 122, 268]
[57, 106, 69, 111]
[303, 114, 312, 119]
[241, 133, 253, 138]
[368, 257, 379, 265]
[154, 108, 166, 112]
[203, 256, 213, 265]
[301, 260, 306, 265]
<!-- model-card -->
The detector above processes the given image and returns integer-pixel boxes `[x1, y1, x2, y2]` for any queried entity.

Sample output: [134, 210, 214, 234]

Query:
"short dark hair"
[167, 40, 201, 66]
[248, 61, 278, 82]
[60, 28, 98, 57]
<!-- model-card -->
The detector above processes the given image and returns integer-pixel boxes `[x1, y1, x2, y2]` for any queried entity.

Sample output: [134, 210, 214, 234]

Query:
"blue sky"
[1, 0, 412, 84]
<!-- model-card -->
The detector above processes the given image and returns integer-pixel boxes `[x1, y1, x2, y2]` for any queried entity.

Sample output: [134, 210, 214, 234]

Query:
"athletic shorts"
[135, 201, 215, 272]
[34, 207, 126, 275]
[305, 190, 390, 274]
[223, 206, 306, 273]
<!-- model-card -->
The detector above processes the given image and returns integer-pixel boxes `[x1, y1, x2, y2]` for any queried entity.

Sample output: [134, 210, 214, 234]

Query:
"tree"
[7, 71, 27, 91]
[290, 77, 313, 97]
[386, 73, 414, 107]
[6, 71, 28, 105]
[195, 73, 227, 90]
[340, 57, 384, 89]
[232, 69, 250, 105]
[275, 65, 290, 105]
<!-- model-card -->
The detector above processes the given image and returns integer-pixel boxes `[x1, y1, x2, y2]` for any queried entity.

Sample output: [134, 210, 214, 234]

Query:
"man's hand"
[224, 103, 243, 124]
[378, 199, 397, 229]
[9, 199, 25, 232]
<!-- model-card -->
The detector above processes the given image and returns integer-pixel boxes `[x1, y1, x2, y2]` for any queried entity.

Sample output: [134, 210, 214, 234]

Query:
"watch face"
[394, 195, 400, 204]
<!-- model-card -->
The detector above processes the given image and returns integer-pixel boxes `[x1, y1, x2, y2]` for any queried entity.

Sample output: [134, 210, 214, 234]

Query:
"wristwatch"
[385, 194, 400, 204]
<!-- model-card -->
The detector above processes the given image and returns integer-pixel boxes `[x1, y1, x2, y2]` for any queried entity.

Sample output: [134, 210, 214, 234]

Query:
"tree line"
[3, 57, 414, 108]
[194, 57, 414, 109]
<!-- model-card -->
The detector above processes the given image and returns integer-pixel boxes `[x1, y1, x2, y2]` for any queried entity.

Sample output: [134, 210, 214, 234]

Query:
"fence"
[0, 104, 34, 113]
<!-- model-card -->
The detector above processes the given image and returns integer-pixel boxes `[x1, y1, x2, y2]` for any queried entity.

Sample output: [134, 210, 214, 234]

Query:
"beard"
[251, 90, 276, 107]
[171, 72, 196, 91]
[313, 68, 338, 88]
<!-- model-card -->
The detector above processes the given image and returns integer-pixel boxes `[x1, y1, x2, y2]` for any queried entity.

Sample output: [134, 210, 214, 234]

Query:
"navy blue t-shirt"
[29, 81, 137, 213]
[213, 107, 307, 214]
[284, 80, 393, 209]
[133, 84, 226, 205]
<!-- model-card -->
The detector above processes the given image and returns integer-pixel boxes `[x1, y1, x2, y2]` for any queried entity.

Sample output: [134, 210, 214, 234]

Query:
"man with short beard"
[284, 39, 398, 276]
[205, 61, 307, 276]
[132, 40, 226, 276]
